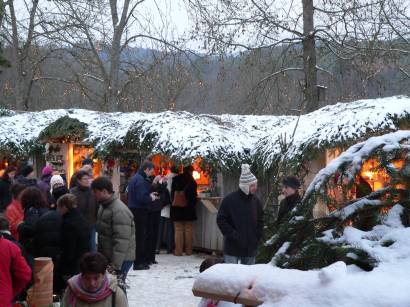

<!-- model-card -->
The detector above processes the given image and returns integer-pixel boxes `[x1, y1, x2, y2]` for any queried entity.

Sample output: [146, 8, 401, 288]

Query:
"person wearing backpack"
[170, 165, 197, 256]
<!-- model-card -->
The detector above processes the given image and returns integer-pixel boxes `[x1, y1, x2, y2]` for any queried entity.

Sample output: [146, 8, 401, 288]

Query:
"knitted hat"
[239, 164, 257, 195]
[50, 175, 65, 193]
[42, 165, 53, 176]
[282, 176, 301, 189]
[20, 164, 34, 177]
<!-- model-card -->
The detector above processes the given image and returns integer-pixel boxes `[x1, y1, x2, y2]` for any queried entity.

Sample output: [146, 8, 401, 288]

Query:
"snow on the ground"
[127, 253, 205, 307]
[194, 206, 410, 306]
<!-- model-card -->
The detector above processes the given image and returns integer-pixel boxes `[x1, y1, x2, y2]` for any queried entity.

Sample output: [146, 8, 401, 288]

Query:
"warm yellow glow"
[193, 170, 201, 180]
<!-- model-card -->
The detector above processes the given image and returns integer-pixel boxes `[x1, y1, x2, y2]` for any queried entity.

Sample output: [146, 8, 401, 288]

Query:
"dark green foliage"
[38, 116, 88, 142]
[258, 132, 410, 272]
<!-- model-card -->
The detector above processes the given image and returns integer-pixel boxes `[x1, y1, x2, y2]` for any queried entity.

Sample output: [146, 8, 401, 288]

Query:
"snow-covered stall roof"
[0, 95, 408, 169]
[0, 108, 286, 168]
[254, 95, 410, 169]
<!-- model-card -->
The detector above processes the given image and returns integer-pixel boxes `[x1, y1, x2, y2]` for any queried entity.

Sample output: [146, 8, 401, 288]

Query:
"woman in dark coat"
[170, 165, 197, 256]
[0, 166, 16, 212]
[56, 193, 90, 291]
[17, 187, 49, 257]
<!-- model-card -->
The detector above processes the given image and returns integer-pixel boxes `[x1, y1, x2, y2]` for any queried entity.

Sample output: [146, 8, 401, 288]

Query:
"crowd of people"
[0, 156, 303, 307]
[0, 158, 201, 306]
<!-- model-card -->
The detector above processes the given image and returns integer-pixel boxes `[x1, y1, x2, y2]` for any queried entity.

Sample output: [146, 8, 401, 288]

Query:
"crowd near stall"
[0, 95, 409, 306]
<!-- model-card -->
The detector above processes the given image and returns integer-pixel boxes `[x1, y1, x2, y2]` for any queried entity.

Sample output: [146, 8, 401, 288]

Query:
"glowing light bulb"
[193, 170, 201, 180]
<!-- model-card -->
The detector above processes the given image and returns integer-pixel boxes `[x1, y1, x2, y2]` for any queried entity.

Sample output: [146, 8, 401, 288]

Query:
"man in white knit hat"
[217, 164, 263, 264]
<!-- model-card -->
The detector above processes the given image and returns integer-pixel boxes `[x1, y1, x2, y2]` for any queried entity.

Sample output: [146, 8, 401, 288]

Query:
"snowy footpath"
[127, 253, 205, 307]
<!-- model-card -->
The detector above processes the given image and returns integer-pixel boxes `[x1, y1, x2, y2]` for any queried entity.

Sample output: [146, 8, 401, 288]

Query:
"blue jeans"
[156, 217, 175, 253]
[120, 260, 134, 280]
[90, 226, 96, 252]
[224, 254, 255, 265]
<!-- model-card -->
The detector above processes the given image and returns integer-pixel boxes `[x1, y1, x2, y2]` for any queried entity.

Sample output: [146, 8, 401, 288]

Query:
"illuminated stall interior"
[46, 140, 102, 182]
[150, 154, 212, 195]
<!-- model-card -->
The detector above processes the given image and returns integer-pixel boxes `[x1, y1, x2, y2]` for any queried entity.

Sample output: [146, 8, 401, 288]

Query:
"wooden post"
[27, 257, 54, 307]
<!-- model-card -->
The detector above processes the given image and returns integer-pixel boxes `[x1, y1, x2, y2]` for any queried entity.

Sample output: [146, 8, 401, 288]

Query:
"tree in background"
[186, 0, 410, 113]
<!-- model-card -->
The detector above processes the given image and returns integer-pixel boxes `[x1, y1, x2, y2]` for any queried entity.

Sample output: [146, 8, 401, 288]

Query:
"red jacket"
[0, 237, 32, 307]
[5, 200, 24, 240]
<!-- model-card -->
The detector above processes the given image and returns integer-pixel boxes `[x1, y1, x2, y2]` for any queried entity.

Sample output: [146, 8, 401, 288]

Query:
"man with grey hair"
[217, 164, 264, 264]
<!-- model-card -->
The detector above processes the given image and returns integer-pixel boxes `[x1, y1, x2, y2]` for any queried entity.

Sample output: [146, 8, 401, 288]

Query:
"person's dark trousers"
[156, 217, 175, 253]
[131, 208, 149, 266]
[146, 210, 161, 264]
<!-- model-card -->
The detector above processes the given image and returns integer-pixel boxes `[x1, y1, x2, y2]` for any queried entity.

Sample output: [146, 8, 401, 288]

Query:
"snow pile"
[255, 95, 410, 168]
[194, 206, 410, 306]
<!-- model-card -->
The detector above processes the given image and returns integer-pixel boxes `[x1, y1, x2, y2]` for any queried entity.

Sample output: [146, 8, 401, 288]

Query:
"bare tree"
[46, 0, 189, 112]
[186, 0, 409, 113]
[1, 0, 59, 110]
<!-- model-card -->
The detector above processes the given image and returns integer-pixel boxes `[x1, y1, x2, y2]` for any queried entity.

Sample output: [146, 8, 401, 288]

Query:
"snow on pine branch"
[304, 130, 410, 199]
[255, 95, 410, 168]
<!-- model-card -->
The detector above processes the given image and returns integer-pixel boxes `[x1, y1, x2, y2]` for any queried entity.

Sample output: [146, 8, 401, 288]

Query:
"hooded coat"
[96, 194, 136, 270]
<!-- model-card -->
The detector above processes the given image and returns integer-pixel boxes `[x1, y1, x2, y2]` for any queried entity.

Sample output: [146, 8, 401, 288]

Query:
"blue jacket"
[127, 170, 152, 209]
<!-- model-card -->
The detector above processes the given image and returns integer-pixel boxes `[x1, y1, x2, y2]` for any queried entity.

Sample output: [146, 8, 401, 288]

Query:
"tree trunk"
[302, 0, 318, 113]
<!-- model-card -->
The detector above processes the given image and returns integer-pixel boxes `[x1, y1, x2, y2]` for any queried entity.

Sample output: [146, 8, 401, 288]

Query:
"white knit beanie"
[50, 175, 65, 193]
[239, 164, 257, 195]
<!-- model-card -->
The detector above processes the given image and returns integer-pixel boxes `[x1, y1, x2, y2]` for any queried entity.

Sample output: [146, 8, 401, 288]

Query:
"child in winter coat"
[61, 252, 128, 307]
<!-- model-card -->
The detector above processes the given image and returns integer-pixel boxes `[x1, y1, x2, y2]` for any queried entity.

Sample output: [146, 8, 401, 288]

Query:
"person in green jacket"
[61, 252, 128, 307]
[91, 177, 136, 282]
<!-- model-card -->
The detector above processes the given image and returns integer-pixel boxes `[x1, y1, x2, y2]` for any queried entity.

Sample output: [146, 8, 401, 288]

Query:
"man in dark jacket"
[277, 176, 302, 223]
[171, 165, 198, 256]
[217, 164, 263, 265]
[127, 161, 158, 270]
[70, 170, 97, 251]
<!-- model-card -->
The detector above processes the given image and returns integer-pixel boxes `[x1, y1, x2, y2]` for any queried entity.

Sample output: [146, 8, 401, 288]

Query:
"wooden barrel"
[27, 257, 54, 307]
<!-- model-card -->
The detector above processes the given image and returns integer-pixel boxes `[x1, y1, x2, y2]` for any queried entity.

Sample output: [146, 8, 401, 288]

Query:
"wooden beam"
[192, 288, 262, 306]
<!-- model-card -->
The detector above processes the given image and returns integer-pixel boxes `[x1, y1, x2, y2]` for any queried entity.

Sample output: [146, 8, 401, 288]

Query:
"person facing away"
[0, 230, 32, 307]
[5, 183, 26, 240]
[0, 166, 16, 212]
[276, 176, 301, 224]
[127, 161, 159, 270]
[56, 193, 90, 291]
[171, 165, 198, 256]
[217, 164, 263, 265]
[37, 165, 54, 206]
[70, 170, 97, 252]
[17, 186, 49, 257]
[61, 252, 128, 307]
[15, 163, 38, 187]
[92, 176, 135, 281]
